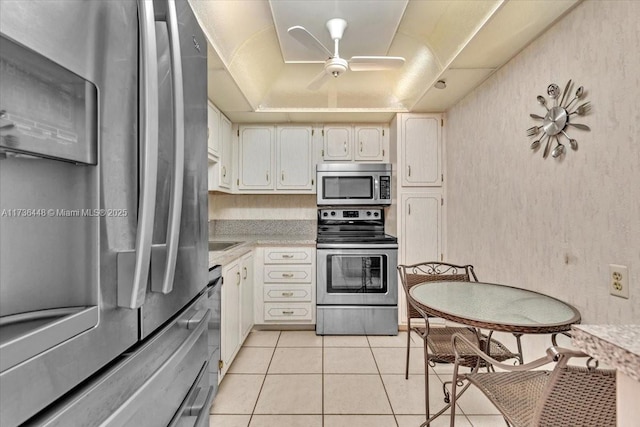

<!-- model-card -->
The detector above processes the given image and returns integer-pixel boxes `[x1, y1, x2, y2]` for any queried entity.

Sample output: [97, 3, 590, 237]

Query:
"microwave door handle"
[374, 177, 380, 202]
[117, 0, 159, 309]
[152, 0, 184, 295]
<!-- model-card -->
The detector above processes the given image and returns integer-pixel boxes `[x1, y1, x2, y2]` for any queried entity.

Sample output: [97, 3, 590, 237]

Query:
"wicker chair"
[397, 262, 522, 421]
[449, 333, 616, 427]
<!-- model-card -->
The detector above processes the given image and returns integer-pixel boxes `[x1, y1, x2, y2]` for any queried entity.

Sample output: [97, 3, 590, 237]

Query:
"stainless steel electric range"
[316, 207, 398, 335]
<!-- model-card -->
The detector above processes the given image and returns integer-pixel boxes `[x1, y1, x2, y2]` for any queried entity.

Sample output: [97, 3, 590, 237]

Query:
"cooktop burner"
[316, 207, 397, 246]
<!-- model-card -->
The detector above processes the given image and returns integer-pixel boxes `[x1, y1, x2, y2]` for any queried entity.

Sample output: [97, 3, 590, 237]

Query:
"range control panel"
[319, 208, 383, 221]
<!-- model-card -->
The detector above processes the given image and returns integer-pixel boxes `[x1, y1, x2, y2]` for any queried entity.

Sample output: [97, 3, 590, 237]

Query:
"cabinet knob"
[282, 292, 294, 297]
[360, 141, 363, 152]
[281, 171, 285, 182]
[282, 273, 294, 278]
[282, 254, 294, 259]
[266, 171, 269, 181]
[407, 165, 411, 177]
[408, 203, 411, 215]
[243, 267, 247, 280]
[236, 271, 240, 285]
[282, 310, 294, 315]
[344, 141, 347, 153]
[222, 165, 226, 177]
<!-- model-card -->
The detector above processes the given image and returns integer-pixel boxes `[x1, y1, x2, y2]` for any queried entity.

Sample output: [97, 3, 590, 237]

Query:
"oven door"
[317, 247, 397, 306]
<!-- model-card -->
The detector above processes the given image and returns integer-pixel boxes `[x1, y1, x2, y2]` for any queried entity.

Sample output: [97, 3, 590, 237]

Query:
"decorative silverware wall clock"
[527, 79, 592, 159]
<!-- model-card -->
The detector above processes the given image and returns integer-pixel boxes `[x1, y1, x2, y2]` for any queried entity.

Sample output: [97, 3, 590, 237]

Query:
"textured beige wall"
[445, 0, 640, 323]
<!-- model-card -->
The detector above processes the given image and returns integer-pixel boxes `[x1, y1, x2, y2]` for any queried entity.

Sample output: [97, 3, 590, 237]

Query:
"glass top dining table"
[409, 281, 581, 334]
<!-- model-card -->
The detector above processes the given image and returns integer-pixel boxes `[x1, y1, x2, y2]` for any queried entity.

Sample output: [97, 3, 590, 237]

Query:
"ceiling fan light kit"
[527, 79, 592, 160]
[287, 17, 406, 90]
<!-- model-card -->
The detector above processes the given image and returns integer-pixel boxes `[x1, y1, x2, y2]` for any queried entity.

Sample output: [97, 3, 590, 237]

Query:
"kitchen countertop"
[571, 324, 640, 382]
[208, 234, 316, 267]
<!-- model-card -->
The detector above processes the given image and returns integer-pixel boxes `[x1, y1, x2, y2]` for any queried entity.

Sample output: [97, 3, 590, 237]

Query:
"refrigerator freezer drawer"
[30, 294, 211, 427]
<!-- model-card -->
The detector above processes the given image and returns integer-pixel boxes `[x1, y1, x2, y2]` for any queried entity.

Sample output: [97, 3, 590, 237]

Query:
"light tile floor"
[210, 330, 505, 427]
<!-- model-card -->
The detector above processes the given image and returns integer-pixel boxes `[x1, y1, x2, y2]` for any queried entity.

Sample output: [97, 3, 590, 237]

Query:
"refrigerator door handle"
[151, 0, 184, 295]
[117, 0, 159, 309]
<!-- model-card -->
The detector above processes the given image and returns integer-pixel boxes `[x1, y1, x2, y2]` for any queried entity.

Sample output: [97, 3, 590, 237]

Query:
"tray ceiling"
[190, 0, 581, 123]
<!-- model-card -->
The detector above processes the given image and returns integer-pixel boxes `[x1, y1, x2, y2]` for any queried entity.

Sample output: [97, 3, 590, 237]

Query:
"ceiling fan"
[287, 18, 405, 90]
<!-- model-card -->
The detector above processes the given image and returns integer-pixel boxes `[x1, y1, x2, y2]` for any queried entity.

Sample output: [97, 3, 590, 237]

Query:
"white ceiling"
[190, 0, 581, 123]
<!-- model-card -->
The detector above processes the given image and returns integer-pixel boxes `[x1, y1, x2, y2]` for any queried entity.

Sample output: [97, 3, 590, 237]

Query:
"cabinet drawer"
[264, 303, 312, 321]
[263, 265, 312, 283]
[264, 247, 313, 264]
[264, 285, 312, 302]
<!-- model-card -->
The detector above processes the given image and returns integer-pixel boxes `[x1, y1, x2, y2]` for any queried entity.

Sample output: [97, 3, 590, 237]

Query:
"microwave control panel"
[380, 176, 391, 200]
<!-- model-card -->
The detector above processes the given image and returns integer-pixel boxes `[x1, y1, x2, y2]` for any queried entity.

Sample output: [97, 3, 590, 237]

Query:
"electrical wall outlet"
[609, 264, 629, 299]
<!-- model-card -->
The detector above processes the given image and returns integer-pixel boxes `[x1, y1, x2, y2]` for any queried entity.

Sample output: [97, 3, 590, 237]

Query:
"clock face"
[543, 107, 568, 136]
[527, 79, 591, 159]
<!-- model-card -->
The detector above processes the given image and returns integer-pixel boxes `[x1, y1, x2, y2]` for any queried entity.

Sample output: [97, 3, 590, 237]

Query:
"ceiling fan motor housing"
[325, 57, 348, 77]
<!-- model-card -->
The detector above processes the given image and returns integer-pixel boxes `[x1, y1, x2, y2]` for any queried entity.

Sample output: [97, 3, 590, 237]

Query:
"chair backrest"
[534, 364, 616, 426]
[397, 262, 477, 320]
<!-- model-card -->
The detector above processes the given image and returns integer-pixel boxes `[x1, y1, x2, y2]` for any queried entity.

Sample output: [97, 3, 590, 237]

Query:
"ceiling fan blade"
[287, 26, 333, 58]
[348, 56, 405, 71]
[307, 70, 331, 91]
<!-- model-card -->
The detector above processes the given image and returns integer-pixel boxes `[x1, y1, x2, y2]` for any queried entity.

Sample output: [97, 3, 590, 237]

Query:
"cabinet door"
[402, 116, 441, 186]
[354, 126, 383, 161]
[277, 126, 313, 190]
[401, 192, 442, 265]
[238, 126, 274, 190]
[323, 126, 352, 160]
[240, 252, 254, 340]
[207, 101, 221, 158]
[221, 262, 240, 377]
[219, 114, 232, 189]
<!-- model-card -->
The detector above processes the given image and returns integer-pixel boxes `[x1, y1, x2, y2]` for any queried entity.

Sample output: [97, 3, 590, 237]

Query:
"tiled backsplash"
[209, 220, 316, 239]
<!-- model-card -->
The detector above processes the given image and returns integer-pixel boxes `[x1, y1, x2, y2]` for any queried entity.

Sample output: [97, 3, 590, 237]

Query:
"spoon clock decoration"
[527, 80, 592, 159]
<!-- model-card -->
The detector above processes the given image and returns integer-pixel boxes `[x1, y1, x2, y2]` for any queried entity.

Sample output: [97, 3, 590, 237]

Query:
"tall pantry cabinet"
[389, 114, 444, 326]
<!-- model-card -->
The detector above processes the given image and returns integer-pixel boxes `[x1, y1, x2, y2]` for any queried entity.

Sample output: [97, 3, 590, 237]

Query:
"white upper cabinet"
[276, 126, 314, 191]
[354, 126, 384, 161]
[238, 125, 274, 190]
[323, 125, 352, 161]
[207, 101, 221, 158]
[237, 124, 314, 193]
[207, 101, 232, 191]
[218, 114, 233, 189]
[401, 115, 442, 186]
[323, 125, 385, 162]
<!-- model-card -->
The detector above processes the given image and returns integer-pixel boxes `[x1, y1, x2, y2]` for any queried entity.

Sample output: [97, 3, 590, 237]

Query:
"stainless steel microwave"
[316, 163, 392, 206]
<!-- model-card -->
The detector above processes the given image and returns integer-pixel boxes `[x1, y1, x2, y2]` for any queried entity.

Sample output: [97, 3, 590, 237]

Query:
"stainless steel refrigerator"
[0, 0, 214, 425]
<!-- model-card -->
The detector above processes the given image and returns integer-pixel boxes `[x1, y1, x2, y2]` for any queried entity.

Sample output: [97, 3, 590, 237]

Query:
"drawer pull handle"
[281, 292, 294, 297]
[282, 273, 294, 278]
[282, 310, 294, 315]
[281, 254, 294, 259]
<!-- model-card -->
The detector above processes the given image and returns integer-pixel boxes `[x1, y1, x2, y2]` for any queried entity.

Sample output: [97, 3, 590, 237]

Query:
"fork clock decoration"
[527, 79, 592, 159]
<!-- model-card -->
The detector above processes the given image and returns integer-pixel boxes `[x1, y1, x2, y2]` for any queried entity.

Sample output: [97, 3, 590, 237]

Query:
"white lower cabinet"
[239, 252, 254, 340]
[398, 191, 442, 325]
[255, 246, 316, 325]
[219, 250, 254, 381]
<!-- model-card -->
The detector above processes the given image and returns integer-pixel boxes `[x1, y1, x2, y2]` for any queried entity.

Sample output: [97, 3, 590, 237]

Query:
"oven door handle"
[317, 243, 398, 250]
